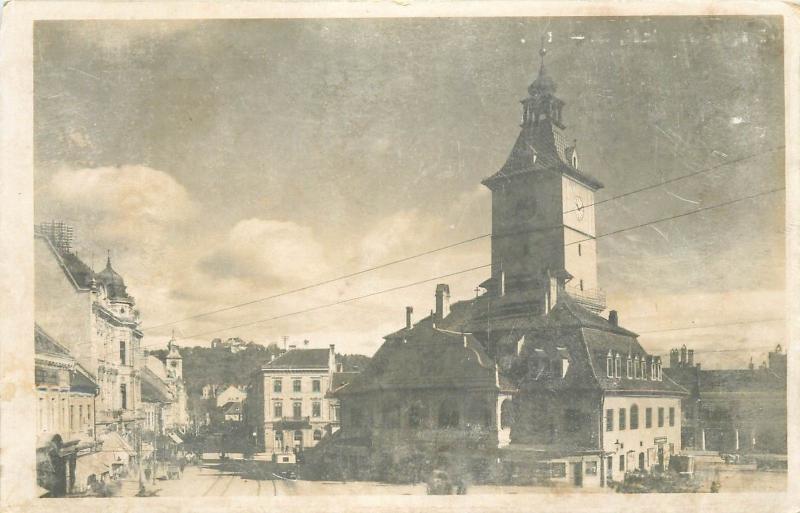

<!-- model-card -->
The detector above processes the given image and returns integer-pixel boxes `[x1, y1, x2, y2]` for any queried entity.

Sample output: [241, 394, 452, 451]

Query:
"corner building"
[329, 49, 687, 488]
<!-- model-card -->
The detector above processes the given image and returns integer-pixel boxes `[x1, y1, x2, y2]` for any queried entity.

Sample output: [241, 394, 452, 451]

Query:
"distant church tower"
[481, 43, 605, 313]
[166, 333, 183, 381]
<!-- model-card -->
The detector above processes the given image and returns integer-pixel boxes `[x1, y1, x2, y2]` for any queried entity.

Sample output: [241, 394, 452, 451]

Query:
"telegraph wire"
[132, 187, 785, 348]
[140, 145, 784, 333]
[83, 184, 786, 351]
[637, 317, 785, 335]
[565, 187, 784, 247]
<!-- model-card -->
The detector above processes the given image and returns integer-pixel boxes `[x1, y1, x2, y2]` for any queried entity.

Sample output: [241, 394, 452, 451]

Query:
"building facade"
[35, 324, 100, 496]
[35, 224, 143, 437]
[246, 345, 352, 458]
[665, 345, 787, 454]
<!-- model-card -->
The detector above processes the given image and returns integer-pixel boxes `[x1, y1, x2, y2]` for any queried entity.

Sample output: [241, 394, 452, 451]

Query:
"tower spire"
[539, 35, 547, 73]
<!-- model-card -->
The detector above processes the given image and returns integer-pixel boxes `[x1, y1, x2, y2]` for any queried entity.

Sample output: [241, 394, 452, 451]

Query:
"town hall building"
[323, 46, 687, 487]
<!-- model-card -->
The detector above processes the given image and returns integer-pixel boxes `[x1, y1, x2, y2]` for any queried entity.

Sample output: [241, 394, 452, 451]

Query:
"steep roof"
[34, 324, 71, 357]
[339, 324, 498, 395]
[265, 348, 330, 370]
[59, 251, 95, 289]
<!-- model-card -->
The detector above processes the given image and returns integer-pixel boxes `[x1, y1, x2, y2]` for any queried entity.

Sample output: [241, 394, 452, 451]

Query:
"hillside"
[150, 344, 371, 396]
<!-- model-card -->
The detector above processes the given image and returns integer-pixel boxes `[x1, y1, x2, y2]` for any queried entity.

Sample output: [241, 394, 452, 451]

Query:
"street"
[145, 463, 426, 496]
[118, 460, 787, 497]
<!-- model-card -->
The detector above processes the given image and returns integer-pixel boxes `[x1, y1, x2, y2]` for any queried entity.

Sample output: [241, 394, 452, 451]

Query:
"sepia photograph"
[3, 4, 793, 507]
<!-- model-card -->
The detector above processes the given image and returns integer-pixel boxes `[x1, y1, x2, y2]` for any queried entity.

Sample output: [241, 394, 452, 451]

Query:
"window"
[293, 379, 301, 393]
[614, 354, 621, 378]
[70, 405, 75, 430]
[619, 455, 625, 472]
[312, 401, 321, 418]
[633, 357, 639, 379]
[630, 404, 639, 430]
[409, 404, 423, 428]
[658, 407, 664, 427]
[275, 431, 284, 443]
[273, 379, 282, 393]
[585, 461, 597, 475]
[626, 355, 632, 378]
[606, 352, 613, 378]
[645, 408, 652, 428]
[79, 405, 84, 427]
[312, 379, 321, 393]
[333, 405, 340, 421]
[120, 384, 128, 410]
[294, 430, 303, 442]
[606, 409, 614, 431]
[669, 407, 675, 427]
[313, 430, 322, 441]
[293, 402, 302, 419]
[119, 341, 127, 365]
[438, 402, 459, 428]
[619, 408, 626, 430]
[550, 462, 566, 478]
[578, 243, 582, 256]
[564, 409, 582, 433]
[273, 402, 283, 418]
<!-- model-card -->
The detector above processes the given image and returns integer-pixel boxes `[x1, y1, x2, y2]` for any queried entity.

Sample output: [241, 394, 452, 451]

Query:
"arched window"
[408, 403, 423, 428]
[500, 399, 513, 429]
[630, 404, 639, 430]
[313, 430, 322, 441]
[438, 402, 459, 428]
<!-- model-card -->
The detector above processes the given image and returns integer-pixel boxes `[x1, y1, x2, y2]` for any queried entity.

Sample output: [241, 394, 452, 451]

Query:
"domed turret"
[95, 252, 132, 301]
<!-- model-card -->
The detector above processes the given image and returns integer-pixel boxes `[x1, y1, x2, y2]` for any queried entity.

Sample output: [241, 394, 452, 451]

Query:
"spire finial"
[539, 35, 547, 72]
[106, 249, 111, 268]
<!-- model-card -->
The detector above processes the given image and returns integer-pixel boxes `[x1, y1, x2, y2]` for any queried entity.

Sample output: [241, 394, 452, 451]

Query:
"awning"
[168, 433, 183, 445]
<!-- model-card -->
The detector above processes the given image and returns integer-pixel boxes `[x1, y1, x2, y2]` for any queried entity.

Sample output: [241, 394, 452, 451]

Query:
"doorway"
[572, 462, 583, 486]
[638, 452, 645, 470]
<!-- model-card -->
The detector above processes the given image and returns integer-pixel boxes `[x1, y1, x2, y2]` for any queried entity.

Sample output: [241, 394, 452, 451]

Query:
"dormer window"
[633, 356, 640, 379]
[572, 154, 578, 168]
[606, 351, 613, 378]
[614, 353, 621, 378]
[626, 355, 632, 379]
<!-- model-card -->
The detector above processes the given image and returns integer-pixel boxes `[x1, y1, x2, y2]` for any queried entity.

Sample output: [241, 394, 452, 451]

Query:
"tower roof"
[483, 44, 603, 190]
[95, 253, 132, 301]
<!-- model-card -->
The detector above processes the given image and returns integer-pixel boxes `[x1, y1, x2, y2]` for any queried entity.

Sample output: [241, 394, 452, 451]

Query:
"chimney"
[498, 268, 505, 297]
[687, 349, 694, 367]
[435, 284, 450, 323]
[680, 345, 687, 366]
[303, 339, 310, 347]
[545, 271, 559, 314]
[608, 310, 619, 327]
[669, 349, 679, 368]
[329, 344, 336, 373]
[405, 306, 413, 330]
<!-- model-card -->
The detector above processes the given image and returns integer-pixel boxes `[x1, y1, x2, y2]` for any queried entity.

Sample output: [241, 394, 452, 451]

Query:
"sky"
[33, 17, 785, 368]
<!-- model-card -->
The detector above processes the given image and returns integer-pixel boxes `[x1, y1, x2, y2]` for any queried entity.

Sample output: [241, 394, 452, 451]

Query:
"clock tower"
[481, 45, 606, 313]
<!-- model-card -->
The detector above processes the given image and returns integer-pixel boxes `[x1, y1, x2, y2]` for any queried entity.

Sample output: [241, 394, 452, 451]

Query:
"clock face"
[574, 196, 585, 221]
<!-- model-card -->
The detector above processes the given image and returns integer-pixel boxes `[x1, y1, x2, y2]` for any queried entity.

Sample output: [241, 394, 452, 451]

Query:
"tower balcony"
[564, 284, 606, 312]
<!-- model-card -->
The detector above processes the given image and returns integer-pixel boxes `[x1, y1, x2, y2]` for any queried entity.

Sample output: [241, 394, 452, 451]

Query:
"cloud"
[40, 165, 196, 242]
[200, 218, 330, 288]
